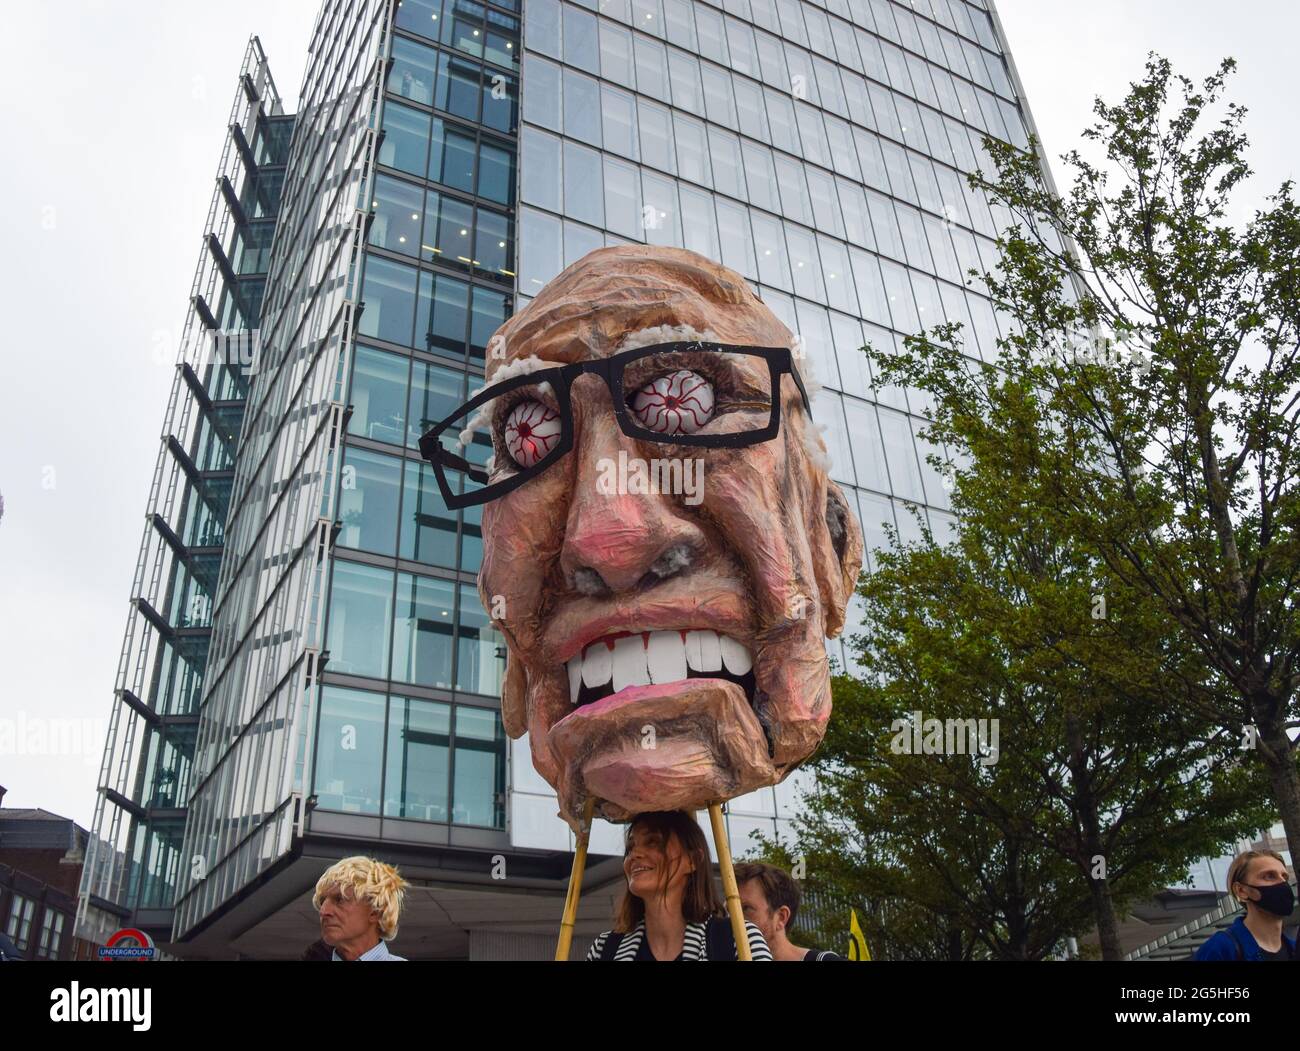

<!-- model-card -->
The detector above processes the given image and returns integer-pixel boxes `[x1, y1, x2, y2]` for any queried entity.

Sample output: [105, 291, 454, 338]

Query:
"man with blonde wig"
[313, 856, 410, 961]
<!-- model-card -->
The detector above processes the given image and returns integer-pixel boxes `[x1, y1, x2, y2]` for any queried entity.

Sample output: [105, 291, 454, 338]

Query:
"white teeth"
[612, 634, 650, 692]
[687, 630, 722, 672]
[582, 640, 613, 689]
[569, 659, 582, 705]
[684, 630, 703, 669]
[564, 630, 754, 705]
[719, 635, 753, 676]
[646, 630, 688, 685]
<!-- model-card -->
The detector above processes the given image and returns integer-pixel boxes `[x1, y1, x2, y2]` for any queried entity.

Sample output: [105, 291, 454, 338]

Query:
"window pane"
[634, 35, 669, 98]
[475, 206, 514, 279]
[385, 696, 451, 821]
[432, 124, 477, 193]
[455, 584, 505, 696]
[358, 255, 418, 346]
[600, 19, 634, 87]
[562, 68, 602, 146]
[805, 166, 843, 236]
[522, 54, 561, 131]
[392, 572, 456, 688]
[751, 212, 792, 290]
[439, 52, 482, 122]
[668, 50, 703, 117]
[315, 685, 386, 814]
[521, 127, 561, 211]
[603, 155, 642, 239]
[637, 98, 675, 175]
[785, 222, 823, 300]
[348, 345, 409, 443]
[389, 36, 438, 105]
[716, 199, 757, 279]
[378, 101, 430, 177]
[563, 140, 605, 228]
[470, 285, 509, 359]
[708, 126, 745, 200]
[763, 87, 800, 153]
[478, 139, 515, 206]
[525, 0, 560, 57]
[396, 0, 447, 41]
[425, 192, 475, 270]
[741, 141, 778, 213]
[400, 459, 459, 568]
[707, 63, 738, 128]
[818, 234, 854, 314]
[878, 406, 924, 501]
[696, 4, 728, 64]
[417, 271, 470, 355]
[734, 76, 768, 141]
[679, 185, 718, 261]
[369, 173, 423, 257]
[519, 207, 563, 294]
[481, 69, 517, 133]
[641, 170, 682, 247]
[673, 113, 711, 188]
[452, 706, 505, 827]
[601, 84, 638, 160]
[326, 561, 393, 680]
[407, 358, 465, 447]
[841, 397, 889, 493]
[563, 4, 600, 72]
[338, 446, 402, 554]
[880, 259, 921, 334]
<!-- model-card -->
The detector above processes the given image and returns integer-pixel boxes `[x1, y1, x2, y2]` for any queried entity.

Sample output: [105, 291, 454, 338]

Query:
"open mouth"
[565, 629, 756, 708]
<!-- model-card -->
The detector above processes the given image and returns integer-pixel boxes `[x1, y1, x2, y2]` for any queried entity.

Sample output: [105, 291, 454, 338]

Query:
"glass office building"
[81, 0, 1046, 957]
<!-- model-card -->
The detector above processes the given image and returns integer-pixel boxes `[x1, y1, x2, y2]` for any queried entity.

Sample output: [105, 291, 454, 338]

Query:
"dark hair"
[734, 861, 801, 929]
[613, 811, 721, 933]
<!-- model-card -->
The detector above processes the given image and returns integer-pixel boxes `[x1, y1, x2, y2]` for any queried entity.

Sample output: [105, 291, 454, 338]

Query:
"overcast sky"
[0, 2, 1294, 829]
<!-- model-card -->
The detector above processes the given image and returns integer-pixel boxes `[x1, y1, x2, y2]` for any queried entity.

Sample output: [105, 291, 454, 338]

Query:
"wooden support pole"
[555, 796, 595, 961]
[708, 802, 752, 961]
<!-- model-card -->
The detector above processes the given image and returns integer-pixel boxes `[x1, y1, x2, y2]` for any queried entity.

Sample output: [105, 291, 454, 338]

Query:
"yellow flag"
[848, 908, 871, 961]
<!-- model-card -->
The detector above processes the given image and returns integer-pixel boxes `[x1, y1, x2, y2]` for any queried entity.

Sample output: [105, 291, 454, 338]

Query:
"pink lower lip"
[553, 678, 733, 729]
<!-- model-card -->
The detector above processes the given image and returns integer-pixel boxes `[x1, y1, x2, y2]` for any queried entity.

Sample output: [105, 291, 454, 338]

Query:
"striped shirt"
[331, 939, 406, 961]
[585, 919, 773, 961]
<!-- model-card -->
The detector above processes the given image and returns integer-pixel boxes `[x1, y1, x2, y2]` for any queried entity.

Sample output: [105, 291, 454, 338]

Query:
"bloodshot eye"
[630, 370, 715, 435]
[504, 400, 562, 468]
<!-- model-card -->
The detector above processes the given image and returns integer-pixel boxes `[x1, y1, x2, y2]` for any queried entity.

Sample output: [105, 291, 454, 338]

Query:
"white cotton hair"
[458, 355, 556, 450]
[614, 324, 720, 352]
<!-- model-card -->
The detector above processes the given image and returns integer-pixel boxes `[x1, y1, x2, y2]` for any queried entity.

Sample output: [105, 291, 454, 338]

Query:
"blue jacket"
[1194, 915, 1295, 961]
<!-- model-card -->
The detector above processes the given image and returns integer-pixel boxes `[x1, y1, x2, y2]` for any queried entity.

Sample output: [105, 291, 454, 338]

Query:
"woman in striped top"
[585, 810, 772, 961]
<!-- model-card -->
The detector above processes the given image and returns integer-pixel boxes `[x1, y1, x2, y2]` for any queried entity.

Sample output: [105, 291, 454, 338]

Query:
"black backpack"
[599, 915, 737, 961]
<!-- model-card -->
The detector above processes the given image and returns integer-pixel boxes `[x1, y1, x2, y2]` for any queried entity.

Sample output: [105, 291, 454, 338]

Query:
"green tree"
[867, 54, 1299, 872]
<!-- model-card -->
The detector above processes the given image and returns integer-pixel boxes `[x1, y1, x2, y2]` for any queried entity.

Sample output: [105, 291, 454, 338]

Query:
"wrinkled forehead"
[487, 248, 792, 379]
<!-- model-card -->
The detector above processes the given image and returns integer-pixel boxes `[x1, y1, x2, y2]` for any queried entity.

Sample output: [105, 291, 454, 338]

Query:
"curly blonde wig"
[312, 856, 410, 940]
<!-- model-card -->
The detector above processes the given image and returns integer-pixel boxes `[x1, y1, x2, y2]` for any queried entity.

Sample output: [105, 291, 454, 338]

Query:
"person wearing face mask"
[584, 811, 773, 961]
[1194, 849, 1297, 961]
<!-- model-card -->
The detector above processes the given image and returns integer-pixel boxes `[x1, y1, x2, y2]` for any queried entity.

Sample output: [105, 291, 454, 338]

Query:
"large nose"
[559, 375, 706, 595]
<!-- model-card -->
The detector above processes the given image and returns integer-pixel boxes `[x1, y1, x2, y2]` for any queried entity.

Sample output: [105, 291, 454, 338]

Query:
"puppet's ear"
[501, 645, 528, 738]
[813, 480, 864, 639]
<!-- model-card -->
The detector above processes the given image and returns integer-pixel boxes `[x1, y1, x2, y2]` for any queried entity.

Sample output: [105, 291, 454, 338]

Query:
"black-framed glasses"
[417, 341, 812, 510]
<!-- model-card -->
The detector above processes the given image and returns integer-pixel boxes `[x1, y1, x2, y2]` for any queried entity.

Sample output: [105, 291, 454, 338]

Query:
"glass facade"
[82, 0, 1049, 954]
[511, 0, 1032, 855]
[78, 38, 293, 945]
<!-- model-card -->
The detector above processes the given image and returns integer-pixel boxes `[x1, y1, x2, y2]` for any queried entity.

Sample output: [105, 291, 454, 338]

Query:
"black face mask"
[1245, 882, 1296, 917]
